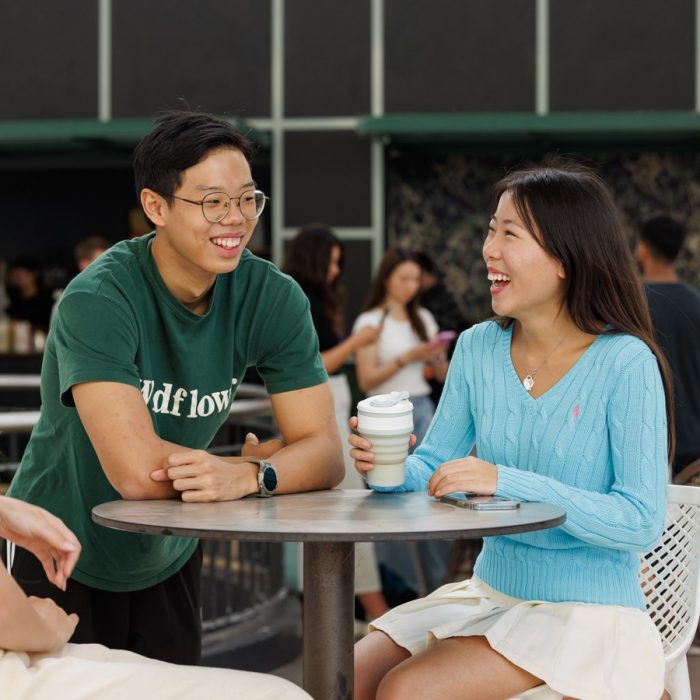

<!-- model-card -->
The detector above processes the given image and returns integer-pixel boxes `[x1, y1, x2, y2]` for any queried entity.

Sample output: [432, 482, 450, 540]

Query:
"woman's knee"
[376, 664, 423, 700]
[354, 631, 409, 699]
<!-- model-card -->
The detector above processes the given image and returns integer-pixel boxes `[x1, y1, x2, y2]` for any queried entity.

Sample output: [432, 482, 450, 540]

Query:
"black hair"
[639, 214, 687, 264]
[491, 161, 675, 461]
[8, 256, 41, 274]
[413, 251, 440, 277]
[283, 224, 346, 336]
[132, 110, 255, 202]
[362, 248, 428, 341]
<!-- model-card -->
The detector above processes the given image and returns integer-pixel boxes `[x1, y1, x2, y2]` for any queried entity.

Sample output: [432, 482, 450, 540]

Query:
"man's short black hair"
[639, 214, 687, 264]
[413, 251, 440, 277]
[132, 110, 255, 202]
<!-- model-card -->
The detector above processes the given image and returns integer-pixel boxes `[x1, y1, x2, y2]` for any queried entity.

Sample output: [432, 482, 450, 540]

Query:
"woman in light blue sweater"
[350, 163, 674, 700]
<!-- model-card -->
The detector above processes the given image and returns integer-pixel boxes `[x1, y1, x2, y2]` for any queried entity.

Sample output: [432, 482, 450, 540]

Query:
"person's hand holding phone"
[430, 330, 456, 347]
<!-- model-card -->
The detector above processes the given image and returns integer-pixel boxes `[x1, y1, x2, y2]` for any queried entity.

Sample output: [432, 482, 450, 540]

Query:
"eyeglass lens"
[202, 190, 266, 223]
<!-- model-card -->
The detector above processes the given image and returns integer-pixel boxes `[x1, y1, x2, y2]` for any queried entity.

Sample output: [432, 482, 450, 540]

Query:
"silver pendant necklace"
[521, 327, 574, 392]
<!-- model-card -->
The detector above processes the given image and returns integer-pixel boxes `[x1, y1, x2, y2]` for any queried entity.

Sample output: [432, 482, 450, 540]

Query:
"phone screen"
[432, 330, 456, 346]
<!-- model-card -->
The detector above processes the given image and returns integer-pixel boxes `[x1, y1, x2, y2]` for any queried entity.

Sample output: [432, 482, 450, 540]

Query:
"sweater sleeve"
[495, 353, 668, 551]
[370, 330, 477, 492]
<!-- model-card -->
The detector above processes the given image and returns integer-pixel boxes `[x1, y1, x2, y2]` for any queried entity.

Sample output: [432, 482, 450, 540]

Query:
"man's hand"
[28, 596, 79, 652]
[150, 449, 259, 502]
[149, 432, 285, 501]
[240, 432, 285, 460]
[0, 496, 80, 590]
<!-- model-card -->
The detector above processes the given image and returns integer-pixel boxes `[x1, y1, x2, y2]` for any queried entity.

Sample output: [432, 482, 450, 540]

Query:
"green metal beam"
[356, 112, 700, 145]
[0, 117, 270, 150]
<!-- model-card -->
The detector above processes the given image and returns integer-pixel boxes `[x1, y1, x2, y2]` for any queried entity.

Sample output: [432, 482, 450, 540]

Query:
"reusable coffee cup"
[357, 391, 414, 488]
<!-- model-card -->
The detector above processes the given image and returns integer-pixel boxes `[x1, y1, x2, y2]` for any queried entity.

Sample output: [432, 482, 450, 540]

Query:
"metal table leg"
[303, 541, 355, 699]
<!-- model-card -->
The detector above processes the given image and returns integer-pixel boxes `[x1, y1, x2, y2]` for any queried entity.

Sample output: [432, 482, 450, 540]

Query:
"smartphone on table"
[439, 493, 521, 510]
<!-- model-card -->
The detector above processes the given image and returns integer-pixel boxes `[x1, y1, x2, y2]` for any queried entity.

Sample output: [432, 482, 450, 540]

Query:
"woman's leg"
[354, 630, 411, 700]
[375, 635, 543, 700]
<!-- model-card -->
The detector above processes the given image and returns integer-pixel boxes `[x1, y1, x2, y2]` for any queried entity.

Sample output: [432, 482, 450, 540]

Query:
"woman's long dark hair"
[283, 224, 346, 336]
[492, 162, 675, 461]
[362, 248, 428, 341]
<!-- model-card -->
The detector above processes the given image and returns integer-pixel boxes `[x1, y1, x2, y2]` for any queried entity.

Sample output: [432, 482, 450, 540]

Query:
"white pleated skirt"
[370, 576, 665, 700]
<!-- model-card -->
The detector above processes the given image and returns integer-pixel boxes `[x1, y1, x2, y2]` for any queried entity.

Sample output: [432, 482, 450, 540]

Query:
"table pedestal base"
[303, 541, 355, 699]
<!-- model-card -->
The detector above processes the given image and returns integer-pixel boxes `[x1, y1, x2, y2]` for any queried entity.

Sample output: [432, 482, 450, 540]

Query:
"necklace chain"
[521, 327, 574, 392]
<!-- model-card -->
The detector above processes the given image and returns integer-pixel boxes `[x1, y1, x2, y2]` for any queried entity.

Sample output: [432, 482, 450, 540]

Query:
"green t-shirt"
[8, 234, 326, 592]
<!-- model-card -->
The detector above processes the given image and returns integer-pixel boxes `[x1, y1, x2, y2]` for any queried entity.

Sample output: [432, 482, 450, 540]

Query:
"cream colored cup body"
[357, 395, 414, 488]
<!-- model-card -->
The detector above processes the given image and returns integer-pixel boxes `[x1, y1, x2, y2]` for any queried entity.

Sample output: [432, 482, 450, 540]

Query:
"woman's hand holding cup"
[348, 415, 417, 479]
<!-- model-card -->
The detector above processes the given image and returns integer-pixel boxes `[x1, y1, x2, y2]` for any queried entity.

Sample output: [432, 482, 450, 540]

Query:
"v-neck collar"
[502, 323, 602, 404]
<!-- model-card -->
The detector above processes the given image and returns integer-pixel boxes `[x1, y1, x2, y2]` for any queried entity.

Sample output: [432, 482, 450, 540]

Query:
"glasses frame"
[163, 189, 269, 223]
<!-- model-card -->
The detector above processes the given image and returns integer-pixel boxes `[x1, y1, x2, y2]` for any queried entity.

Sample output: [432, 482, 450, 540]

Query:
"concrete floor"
[273, 649, 700, 698]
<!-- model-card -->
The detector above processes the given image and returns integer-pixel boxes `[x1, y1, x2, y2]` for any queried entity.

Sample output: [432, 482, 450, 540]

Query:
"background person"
[353, 248, 452, 597]
[284, 223, 389, 622]
[0, 494, 310, 699]
[637, 214, 700, 477]
[74, 236, 112, 272]
[413, 250, 468, 406]
[353, 248, 449, 443]
[52, 236, 113, 323]
[413, 251, 467, 337]
[6, 111, 343, 665]
[6, 256, 54, 333]
[349, 164, 672, 700]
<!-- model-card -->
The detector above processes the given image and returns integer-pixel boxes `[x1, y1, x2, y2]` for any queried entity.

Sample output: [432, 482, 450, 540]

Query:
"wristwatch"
[247, 459, 278, 497]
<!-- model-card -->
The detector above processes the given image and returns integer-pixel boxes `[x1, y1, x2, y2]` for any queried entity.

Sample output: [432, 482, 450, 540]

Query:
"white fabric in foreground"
[0, 643, 310, 700]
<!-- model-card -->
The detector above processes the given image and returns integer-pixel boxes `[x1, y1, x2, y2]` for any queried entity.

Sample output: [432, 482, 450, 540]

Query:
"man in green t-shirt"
[6, 111, 343, 664]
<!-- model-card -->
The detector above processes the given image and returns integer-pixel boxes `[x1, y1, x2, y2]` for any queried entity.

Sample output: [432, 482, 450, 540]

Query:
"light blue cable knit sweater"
[378, 321, 668, 610]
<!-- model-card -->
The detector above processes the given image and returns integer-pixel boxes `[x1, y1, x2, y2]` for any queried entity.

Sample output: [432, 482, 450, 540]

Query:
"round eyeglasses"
[165, 189, 269, 223]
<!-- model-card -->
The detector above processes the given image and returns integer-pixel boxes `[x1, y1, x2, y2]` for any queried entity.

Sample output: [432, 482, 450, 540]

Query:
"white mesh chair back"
[639, 484, 700, 666]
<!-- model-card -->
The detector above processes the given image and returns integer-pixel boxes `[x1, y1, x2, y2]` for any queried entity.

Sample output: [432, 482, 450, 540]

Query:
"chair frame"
[639, 484, 700, 700]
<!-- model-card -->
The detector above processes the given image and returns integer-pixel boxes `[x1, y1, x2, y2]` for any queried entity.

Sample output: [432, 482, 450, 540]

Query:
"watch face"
[262, 465, 277, 493]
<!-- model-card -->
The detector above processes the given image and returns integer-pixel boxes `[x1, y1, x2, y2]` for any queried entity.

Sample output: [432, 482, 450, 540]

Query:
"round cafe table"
[93, 489, 566, 700]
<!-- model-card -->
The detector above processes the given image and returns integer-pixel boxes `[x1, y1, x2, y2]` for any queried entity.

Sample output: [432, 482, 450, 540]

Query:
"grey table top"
[93, 489, 566, 542]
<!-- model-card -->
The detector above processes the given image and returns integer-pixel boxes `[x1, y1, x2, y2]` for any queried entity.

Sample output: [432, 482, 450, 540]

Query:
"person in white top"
[353, 248, 449, 444]
[0, 494, 310, 699]
[353, 249, 452, 597]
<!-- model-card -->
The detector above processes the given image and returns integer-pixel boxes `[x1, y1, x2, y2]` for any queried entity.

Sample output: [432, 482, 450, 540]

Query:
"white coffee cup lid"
[358, 391, 413, 414]
[370, 391, 409, 407]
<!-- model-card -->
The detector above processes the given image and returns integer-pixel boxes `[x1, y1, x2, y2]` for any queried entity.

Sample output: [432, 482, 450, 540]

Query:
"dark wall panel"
[112, 0, 270, 118]
[284, 131, 371, 227]
[0, 1, 97, 119]
[550, 0, 694, 111]
[385, 0, 535, 113]
[342, 239, 373, 328]
[0, 167, 134, 270]
[285, 0, 370, 117]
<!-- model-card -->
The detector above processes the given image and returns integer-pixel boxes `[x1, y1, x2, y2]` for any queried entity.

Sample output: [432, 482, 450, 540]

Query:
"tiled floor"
[274, 648, 700, 698]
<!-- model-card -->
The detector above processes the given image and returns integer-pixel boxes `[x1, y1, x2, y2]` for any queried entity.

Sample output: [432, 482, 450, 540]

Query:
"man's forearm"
[234, 431, 344, 494]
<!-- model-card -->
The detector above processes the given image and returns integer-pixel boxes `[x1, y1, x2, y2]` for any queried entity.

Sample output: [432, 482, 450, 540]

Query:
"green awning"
[0, 117, 270, 152]
[357, 112, 700, 147]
